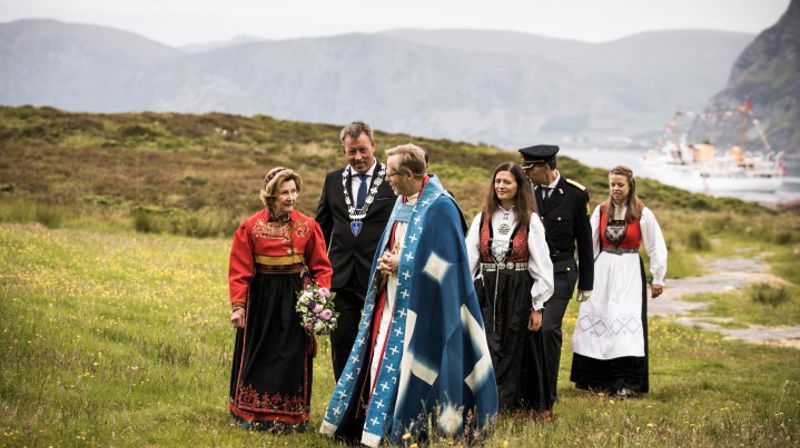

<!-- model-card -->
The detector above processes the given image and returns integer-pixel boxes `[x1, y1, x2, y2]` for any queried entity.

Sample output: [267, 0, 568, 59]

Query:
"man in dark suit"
[316, 121, 397, 380]
[519, 144, 593, 419]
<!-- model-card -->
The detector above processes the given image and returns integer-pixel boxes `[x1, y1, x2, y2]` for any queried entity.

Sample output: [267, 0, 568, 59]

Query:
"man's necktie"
[356, 173, 368, 209]
[542, 187, 552, 201]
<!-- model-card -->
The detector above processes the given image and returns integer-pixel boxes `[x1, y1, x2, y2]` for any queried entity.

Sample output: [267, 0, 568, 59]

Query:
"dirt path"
[648, 256, 800, 349]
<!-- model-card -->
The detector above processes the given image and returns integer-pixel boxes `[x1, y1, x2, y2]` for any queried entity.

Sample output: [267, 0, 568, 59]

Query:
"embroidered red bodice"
[228, 208, 332, 307]
[478, 214, 529, 263]
[599, 204, 642, 250]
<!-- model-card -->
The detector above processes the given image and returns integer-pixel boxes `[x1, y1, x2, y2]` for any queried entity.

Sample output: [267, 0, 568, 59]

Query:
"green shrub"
[131, 206, 236, 238]
[774, 232, 795, 245]
[687, 229, 711, 251]
[35, 207, 63, 229]
[750, 283, 790, 308]
[181, 175, 208, 186]
[132, 208, 162, 234]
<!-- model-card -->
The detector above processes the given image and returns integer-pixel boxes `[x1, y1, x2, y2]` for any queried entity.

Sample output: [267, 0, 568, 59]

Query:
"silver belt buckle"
[505, 262, 514, 269]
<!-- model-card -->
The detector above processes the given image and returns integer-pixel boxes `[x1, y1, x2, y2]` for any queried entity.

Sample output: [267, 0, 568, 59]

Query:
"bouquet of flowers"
[296, 284, 338, 335]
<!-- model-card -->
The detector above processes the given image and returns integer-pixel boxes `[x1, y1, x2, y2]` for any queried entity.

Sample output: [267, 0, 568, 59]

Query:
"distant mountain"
[697, 0, 800, 154]
[180, 35, 264, 54]
[0, 19, 754, 147]
[0, 19, 180, 111]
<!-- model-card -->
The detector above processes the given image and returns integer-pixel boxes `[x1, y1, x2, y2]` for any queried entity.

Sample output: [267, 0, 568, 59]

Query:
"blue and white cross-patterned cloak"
[320, 176, 498, 447]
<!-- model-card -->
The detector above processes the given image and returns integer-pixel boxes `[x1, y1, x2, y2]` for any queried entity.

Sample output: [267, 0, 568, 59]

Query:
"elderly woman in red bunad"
[227, 167, 332, 431]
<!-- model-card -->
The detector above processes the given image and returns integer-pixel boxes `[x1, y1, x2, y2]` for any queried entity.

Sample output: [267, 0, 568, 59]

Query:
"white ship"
[641, 103, 786, 193]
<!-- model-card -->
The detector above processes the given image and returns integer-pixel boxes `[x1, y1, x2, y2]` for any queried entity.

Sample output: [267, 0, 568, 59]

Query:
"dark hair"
[339, 121, 374, 147]
[482, 162, 536, 230]
[605, 165, 642, 223]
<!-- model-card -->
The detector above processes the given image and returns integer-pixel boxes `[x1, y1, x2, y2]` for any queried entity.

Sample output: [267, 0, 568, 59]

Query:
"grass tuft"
[750, 283, 791, 308]
[687, 229, 711, 251]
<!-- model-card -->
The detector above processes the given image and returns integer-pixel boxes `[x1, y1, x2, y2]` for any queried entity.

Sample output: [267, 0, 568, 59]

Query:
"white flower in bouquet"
[296, 283, 339, 335]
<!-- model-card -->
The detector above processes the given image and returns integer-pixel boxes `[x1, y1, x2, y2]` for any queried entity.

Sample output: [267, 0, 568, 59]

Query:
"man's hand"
[230, 308, 246, 328]
[377, 250, 400, 277]
[576, 290, 592, 302]
[527, 309, 543, 331]
[651, 284, 663, 299]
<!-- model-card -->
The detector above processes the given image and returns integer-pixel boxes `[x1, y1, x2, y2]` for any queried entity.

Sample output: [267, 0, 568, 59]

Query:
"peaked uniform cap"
[519, 144, 559, 168]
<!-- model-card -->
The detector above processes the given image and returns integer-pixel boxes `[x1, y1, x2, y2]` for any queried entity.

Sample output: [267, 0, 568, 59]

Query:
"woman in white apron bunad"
[570, 165, 667, 399]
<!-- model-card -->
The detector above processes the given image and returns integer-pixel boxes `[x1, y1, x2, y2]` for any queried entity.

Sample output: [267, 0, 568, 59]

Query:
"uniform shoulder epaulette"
[565, 178, 587, 191]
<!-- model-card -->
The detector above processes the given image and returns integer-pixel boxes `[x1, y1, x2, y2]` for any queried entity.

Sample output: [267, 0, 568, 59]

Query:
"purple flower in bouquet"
[297, 284, 338, 335]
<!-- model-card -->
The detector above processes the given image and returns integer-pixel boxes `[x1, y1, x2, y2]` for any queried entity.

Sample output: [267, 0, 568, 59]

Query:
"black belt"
[550, 253, 574, 262]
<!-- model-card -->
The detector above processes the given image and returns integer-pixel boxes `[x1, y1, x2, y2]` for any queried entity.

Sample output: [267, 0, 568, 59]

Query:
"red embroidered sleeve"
[304, 220, 333, 288]
[228, 221, 255, 308]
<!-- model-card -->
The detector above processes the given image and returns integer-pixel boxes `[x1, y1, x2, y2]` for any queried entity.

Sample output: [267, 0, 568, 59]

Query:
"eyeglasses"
[387, 171, 405, 178]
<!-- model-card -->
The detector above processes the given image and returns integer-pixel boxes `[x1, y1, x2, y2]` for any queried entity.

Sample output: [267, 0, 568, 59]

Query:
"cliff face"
[699, 0, 800, 154]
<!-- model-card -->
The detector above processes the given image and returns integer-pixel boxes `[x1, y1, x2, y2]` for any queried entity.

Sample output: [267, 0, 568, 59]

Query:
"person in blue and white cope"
[570, 165, 667, 400]
[466, 162, 555, 418]
[320, 144, 498, 447]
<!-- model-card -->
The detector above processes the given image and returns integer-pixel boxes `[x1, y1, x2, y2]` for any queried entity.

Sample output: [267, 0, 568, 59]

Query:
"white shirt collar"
[545, 170, 561, 190]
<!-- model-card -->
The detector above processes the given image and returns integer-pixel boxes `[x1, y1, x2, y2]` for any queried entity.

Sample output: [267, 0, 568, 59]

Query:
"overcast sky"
[0, 0, 791, 46]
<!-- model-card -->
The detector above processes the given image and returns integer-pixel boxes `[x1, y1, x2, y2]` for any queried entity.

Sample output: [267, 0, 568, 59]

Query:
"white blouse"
[589, 205, 668, 285]
[466, 207, 554, 310]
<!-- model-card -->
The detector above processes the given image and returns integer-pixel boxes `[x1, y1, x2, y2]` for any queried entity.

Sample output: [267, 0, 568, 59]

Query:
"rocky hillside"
[697, 0, 800, 154]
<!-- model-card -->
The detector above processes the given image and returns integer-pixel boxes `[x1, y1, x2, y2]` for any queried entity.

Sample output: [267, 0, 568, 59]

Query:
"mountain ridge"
[0, 19, 754, 148]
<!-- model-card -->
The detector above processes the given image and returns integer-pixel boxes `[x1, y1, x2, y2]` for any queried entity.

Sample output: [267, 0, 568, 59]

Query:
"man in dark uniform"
[519, 144, 593, 419]
[316, 121, 397, 380]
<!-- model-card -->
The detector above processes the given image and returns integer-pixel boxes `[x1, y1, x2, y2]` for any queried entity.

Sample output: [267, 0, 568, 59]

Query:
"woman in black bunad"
[227, 167, 332, 431]
[466, 162, 554, 416]
[570, 165, 667, 399]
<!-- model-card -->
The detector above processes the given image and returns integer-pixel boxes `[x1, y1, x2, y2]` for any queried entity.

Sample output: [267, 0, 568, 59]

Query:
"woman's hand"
[651, 283, 663, 299]
[230, 308, 246, 328]
[527, 309, 543, 331]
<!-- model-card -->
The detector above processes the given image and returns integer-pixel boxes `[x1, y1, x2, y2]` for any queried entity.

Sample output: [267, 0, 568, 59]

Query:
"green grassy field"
[2, 107, 800, 447]
[1, 223, 797, 447]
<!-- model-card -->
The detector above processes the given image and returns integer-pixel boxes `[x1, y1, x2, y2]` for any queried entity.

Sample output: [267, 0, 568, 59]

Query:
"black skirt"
[229, 272, 314, 430]
[570, 258, 649, 393]
[475, 267, 550, 411]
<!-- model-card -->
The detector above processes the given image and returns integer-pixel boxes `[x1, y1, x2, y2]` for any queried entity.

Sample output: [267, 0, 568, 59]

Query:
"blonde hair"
[386, 143, 427, 178]
[259, 167, 302, 210]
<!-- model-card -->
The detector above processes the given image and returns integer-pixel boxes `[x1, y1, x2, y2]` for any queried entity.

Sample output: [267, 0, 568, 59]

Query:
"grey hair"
[386, 143, 427, 179]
